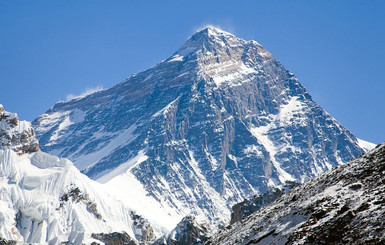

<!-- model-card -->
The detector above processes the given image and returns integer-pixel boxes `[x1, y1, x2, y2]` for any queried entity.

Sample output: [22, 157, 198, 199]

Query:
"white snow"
[199, 59, 257, 88]
[66, 86, 105, 101]
[152, 96, 181, 118]
[70, 124, 138, 171]
[202, 25, 233, 37]
[40, 109, 86, 145]
[176, 46, 197, 57]
[98, 149, 148, 183]
[357, 138, 376, 152]
[250, 124, 295, 183]
[94, 150, 187, 232]
[167, 55, 184, 62]
[277, 96, 306, 125]
[101, 170, 182, 232]
[187, 150, 231, 223]
[0, 149, 165, 244]
[249, 96, 310, 183]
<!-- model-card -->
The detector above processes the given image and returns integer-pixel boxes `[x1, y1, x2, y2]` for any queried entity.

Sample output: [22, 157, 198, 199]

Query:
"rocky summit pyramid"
[33, 27, 367, 224]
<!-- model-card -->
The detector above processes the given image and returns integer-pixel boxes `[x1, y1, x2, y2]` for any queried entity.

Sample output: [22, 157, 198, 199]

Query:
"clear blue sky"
[1, 0, 384, 144]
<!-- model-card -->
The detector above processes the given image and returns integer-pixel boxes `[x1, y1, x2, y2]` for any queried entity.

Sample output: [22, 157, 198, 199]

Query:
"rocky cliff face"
[208, 142, 385, 244]
[33, 27, 365, 224]
[0, 104, 39, 154]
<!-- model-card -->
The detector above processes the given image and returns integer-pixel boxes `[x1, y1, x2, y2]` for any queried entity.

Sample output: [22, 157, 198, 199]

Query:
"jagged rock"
[130, 211, 155, 243]
[230, 181, 298, 224]
[208, 142, 385, 244]
[0, 237, 17, 245]
[86, 202, 102, 220]
[58, 185, 103, 220]
[0, 105, 39, 154]
[154, 216, 210, 245]
[91, 232, 138, 245]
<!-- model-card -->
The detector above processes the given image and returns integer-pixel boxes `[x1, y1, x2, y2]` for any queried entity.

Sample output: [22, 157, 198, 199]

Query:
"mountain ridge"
[208, 141, 385, 244]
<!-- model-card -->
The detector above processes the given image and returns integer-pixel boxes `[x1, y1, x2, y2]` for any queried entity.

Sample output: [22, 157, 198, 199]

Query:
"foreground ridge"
[209, 142, 385, 244]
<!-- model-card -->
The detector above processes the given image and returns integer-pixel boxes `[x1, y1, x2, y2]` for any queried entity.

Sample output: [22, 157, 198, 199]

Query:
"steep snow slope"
[209, 142, 385, 244]
[33, 27, 365, 225]
[0, 106, 169, 244]
[357, 138, 376, 152]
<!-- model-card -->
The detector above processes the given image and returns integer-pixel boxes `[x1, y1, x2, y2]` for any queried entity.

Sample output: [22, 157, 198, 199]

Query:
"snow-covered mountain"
[0, 105, 171, 244]
[33, 27, 370, 225]
[208, 142, 385, 244]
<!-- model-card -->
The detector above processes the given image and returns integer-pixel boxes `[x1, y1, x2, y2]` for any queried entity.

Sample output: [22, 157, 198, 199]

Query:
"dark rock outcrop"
[154, 216, 210, 245]
[91, 232, 138, 245]
[58, 185, 102, 220]
[0, 237, 17, 245]
[130, 211, 155, 243]
[0, 104, 39, 154]
[230, 181, 298, 224]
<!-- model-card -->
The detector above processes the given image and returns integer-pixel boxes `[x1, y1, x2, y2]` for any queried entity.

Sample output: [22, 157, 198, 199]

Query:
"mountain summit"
[33, 28, 367, 224]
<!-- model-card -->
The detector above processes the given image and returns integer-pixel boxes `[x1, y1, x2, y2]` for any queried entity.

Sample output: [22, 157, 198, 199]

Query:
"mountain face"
[208, 142, 385, 244]
[33, 27, 366, 224]
[0, 106, 165, 244]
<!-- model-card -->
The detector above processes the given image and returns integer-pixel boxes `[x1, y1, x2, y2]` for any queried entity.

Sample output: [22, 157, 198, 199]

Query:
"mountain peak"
[174, 26, 246, 58]
[195, 26, 234, 38]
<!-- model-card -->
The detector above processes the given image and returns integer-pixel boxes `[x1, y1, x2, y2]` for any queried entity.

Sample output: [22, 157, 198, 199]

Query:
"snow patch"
[42, 109, 86, 145]
[71, 124, 138, 171]
[357, 138, 376, 152]
[167, 55, 184, 62]
[152, 96, 181, 118]
[250, 125, 295, 183]
[97, 149, 148, 183]
[101, 168, 182, 232]
[66, 86, 105, 101]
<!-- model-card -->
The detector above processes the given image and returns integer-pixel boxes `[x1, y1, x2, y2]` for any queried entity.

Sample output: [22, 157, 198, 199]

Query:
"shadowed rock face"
[91, 232, 138, 245]
[33, 27, 364, 224]
[230, 181, 298, 224]
[154, 216, 210, 245]
[208, 142, 385, 244]
[0, 105, 39, 154]
[0, 237, 17, 245]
